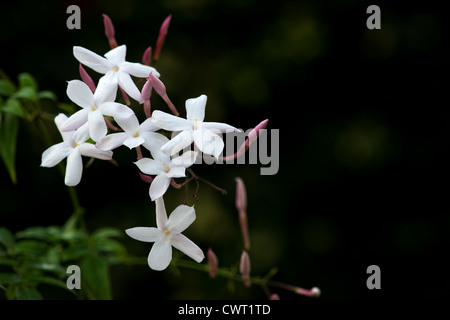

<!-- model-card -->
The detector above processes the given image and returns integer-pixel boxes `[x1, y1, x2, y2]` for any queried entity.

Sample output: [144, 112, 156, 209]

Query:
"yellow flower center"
[112, 67, 118, 72]
[134, 131, 139, 138]
[163, 165, 169, 173]
[163, 229, 170, 236]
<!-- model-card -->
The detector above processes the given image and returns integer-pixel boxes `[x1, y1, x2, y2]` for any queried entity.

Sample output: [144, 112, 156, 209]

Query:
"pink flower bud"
[235, 177, 250, 251]
[149, 72, 179, 116]
[269, 293, 280, 300]
[138, 172, 154, 184]
[222, 119, 269, 162]
[294, 286, 321, 298]
[142, 46, 152, 66]
[79, 64, 96, 93]
[239, 250, 251, 287]
[142, 78, 153, 118]
[102, 14, 118, 49]
[153, 15, 172, 63]
[119, 85, 131, 106]
[207, 248, 218, 279]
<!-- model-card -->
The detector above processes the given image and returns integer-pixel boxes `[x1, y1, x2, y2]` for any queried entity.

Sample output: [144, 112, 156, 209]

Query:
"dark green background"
[1, 0, 449, 299]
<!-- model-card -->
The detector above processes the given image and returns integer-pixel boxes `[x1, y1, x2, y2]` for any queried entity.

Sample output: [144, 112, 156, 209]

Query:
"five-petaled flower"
[73, 45, 160, 103]
[135, 134, 197, 201]
[41, 114, 113, 186]
[151, 94, 239, 159]
[96, 113, 159, 150]
[61, 80, 133, 142]
[125, 197, 204, 271]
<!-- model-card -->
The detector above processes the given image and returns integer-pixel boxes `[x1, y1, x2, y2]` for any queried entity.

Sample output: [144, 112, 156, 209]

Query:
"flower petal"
[88, 109, 107, 142]
[166, 205, 196, 234]
[170, 234, 204, 263]
[141, 133, 170, 162]
[171, 151, 198, 168]
[96, 132, 128, 151]
[125, 227, 161, 242]
[73, 46, 112, 74]
[60, 109, 89, 132]
[150, 174, 171, 201]
[120, 61, 160, 78]
[148, 239, 172, 271]
[167, 166, 185, 179]
[41, 142, 72, 167]
[160, 130, 193, 156]
[118, 71, 142, 103]
[115, 113, 139, 134]
[155, 197, 168, 230]
[202, 122, 239, 133]
[77, 143, 113, 160]
[139, 118, 159, 133]
[193, 128, 224, 159]
[134, 158, 165, 175]
[65, 148, 83, 186]
[104, 45, 126, 66]
[100, 101, 134, 119]
[123, 136, 145, 149]
[72, 122, 90, 144]
[151, 110, 191, 131]
[94, 73, 117, 105]
[66, 80, 94, 109]
[186, 94, 207, 124]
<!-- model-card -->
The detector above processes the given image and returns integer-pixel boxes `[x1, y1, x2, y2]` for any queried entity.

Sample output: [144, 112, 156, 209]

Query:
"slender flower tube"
[142, 46, 152, 66]
[79, 64, 96, 93]
[207, 248, 219, 279]
[148, 72, 178, 116]
[240, 250, 251, 287]
[235, 177, 250, 251]
[153, 15, 171, 64]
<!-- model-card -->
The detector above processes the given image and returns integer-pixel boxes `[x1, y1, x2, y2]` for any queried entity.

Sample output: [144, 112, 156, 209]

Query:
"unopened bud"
[269, 293, 280, 300]
[79, 64, 96, 93]
[142, 46, 152, 66]
[153, 15, 172, 63]
[142, 78, 153, 118]
[207, 248, 218, 279]
[119, 85, 131, 106]
[102, 14, 118, 49]
[149, 72, 179, 116]
[239, 250, 251, 287]
[294, 286, 321, 298]
[235, 177, 250, 251]
[222, 119, 269, 162]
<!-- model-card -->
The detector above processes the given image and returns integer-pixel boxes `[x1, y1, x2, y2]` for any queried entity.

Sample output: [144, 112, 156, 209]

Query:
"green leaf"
[81, 255, 112, 300]
[28, 262, 66, 277]
[1, 98, 25, 118]
[0, 79, 15, 96]
[0, 227, 15, 247]
[0, 257, 18, 267]
[0, 112, 19, 184]
[37, 90, 57, 101]
[13, 86, 37, 101]
[15, 286, 43, 300]
[16, 226, 61, 242]
[30, 275, 71, 291]
[58, 102, 76, 114]
[92, 227, 123, 240]
[13, 240, 47, 256]
[94, 238, 126, 254]
[18, 73, 38, 92]
[0, 272, 21, 285]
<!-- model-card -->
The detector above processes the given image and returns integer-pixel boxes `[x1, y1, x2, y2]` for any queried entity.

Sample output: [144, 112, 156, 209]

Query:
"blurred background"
[1, 0, 449, 299]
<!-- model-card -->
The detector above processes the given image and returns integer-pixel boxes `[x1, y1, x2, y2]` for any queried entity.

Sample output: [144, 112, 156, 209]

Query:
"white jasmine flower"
[126, 197, 204, 271]
[61, 80, 133, 142]
[151, 94, 239, 159]
[73, 45, 160, 103]
[135, 134, 197, 201]
[41, 114, 113, 186]
[96, 113, 159, 150]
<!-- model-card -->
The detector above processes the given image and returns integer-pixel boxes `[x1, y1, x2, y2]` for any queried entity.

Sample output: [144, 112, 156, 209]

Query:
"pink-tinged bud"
[105, 117, 119, 131]
[269, 293, 280, 300]
[103, 14, 118, 49]
[142, 78, 153, 118]
[235, 177, 250, 251]
[153, 14, 172, 64]
[79, 64, 96, 93]
[294, 286, 321, 298]
[239, 250, 251, 287]
[149, 72, 179, 116]
[142, 46, 152, 66]
[207, 248, 218, 279]
[222, 119, 269, 162]
[138, 172, 154, 184]
[119, 85, 131, 106]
